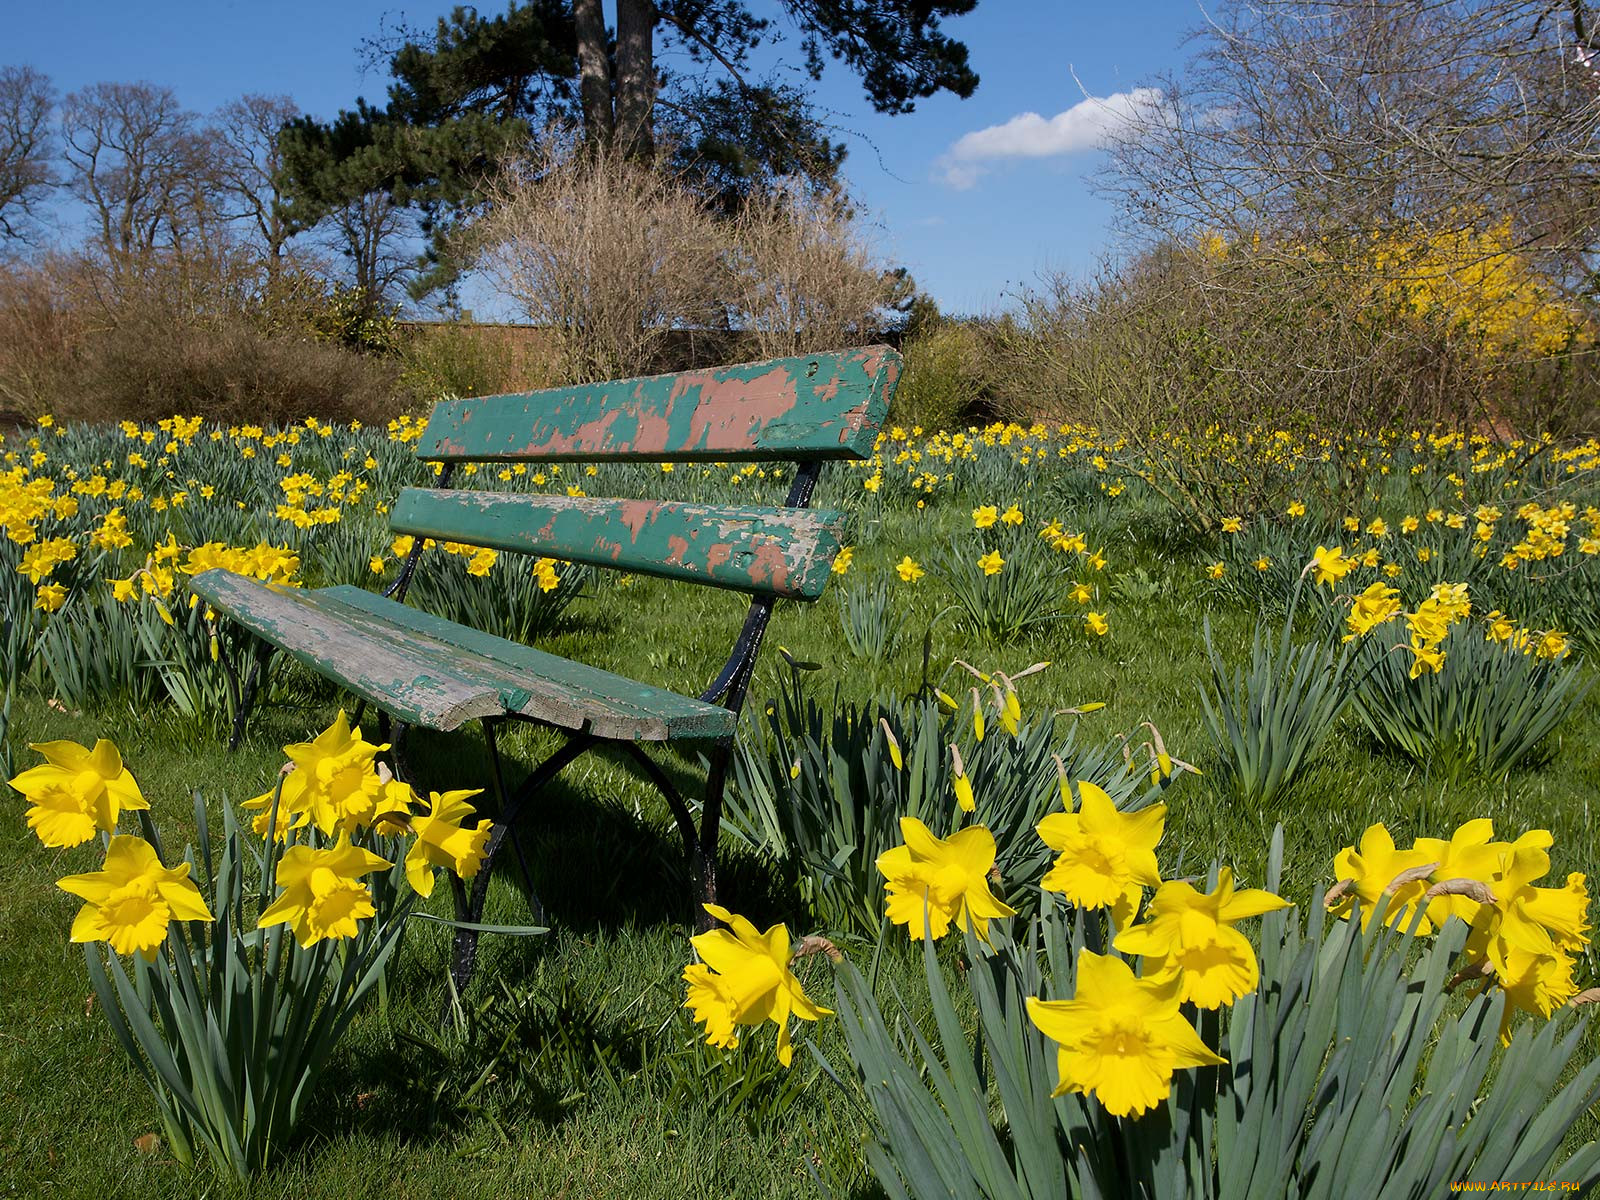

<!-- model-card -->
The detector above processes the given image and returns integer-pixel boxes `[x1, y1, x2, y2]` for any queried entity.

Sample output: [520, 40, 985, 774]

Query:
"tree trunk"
[615, 0, 655, 160]
[574, 0, 613, 151]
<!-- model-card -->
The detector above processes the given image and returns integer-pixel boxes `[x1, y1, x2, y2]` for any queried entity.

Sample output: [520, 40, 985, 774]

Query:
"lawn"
[4, 416, 1600, 1196]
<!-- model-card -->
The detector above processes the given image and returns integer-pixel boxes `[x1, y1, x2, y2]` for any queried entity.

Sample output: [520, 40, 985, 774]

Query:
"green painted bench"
[193, 346, 898, 989]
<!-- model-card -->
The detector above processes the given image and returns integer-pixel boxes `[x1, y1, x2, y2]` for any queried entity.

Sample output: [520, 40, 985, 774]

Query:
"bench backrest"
[413, 346, 896, 463]
[392, 346, 898, 601]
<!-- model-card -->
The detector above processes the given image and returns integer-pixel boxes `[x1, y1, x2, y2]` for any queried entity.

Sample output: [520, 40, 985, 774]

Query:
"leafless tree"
[214, 93, 301, 271]
[326, 188, 415, 310]
[60, 81, 222, 263]
[724, 183, 892, 359]
[1102, 0, 1600, 289]
[0, 65, 56, 245]
[473, 140, 725, 380]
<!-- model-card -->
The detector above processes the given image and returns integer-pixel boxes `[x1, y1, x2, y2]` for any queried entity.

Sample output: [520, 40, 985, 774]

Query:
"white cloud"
[937, 88, 1162, 189]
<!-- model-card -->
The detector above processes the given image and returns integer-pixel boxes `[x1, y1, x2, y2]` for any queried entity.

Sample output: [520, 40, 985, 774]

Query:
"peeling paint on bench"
[415, 346, 898, 463]
[390, 490, 845, 599]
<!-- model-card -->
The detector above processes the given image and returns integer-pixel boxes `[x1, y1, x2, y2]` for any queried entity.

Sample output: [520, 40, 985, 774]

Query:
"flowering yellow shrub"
[1370, 217, 1590, 359]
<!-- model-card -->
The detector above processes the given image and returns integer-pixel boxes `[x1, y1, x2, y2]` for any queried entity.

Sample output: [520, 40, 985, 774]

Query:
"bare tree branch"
[0, 65, 57, 245]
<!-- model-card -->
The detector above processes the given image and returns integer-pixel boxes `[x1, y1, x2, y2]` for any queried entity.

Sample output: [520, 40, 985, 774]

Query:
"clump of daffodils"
[1328, 574, 1570, 677]
[857, 744, 1279, 1119]
[1021, 779, 1288, 1116]
[1328, 819, 1591, 1041]
[9, 712, 495, 957]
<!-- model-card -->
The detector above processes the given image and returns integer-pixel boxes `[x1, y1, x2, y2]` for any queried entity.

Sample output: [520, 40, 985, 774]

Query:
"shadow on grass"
[393, 723, 806, 937]
[225, 703, 816, 1162]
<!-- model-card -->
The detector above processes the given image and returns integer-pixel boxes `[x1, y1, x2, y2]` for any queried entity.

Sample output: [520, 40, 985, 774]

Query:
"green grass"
[6, 493, 1600, 1197]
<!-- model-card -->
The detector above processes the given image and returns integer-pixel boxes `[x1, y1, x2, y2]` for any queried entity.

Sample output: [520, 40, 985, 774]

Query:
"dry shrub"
[892, 318, 989, 430]
[472, 141, 726, 384]
[67, 312, 398, 426]
[0, 249, 402, 425]
[724, 184, 893, 360]
[982, 240, 1600, 526]
[0, 256, 88, 415]
[397, 321, 559, 403]
[987, 242, 1599, 436]
[471, 138, 893, 383]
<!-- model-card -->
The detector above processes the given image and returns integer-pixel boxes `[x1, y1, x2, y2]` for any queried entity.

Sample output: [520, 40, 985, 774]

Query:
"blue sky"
[2, 0, 1201, 314]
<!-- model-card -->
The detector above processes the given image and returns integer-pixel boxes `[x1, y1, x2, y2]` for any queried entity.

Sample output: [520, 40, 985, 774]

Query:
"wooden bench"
[193, 346, 898, 988]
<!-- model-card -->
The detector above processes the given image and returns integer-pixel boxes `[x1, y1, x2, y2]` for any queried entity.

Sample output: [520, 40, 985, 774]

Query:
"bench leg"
[227, 641, 273, 752]
[482, 719, 543, 923]
[692, 738, 734, 934]
[387, 718, 411, 784]
[448, 731, 594, 995]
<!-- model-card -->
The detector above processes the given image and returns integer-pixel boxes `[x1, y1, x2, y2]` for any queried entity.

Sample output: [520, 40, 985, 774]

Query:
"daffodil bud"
[880, 719, 903, 771]
[950, 744, 974, 812]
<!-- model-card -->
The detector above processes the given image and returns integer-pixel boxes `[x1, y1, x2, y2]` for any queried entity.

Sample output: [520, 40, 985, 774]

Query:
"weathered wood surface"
[194, 570, 502, 730]
[414, 345, 899, 463]
[193, 570, 737, 739]
[391, 490, 845, 599]
[321, 586, 734, 739]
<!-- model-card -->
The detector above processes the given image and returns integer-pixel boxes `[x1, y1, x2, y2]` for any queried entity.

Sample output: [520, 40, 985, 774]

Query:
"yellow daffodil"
[1001, 504, 1024, 526]
[1206, 561, 1225, 580]
[1466, 832, 1589, 963]
[1343, 581, 1402, 641]
[831, 546, 854, 575]
[972, 505, 998, 528]
[404, 789, 494, 897]
[895, 556, 924, 583]
[1430, 582, 1471, 621]
[257, 836, 392, 948]
[1484, 610, 1516, 643]
[682, 903, 830, 1066]
[1329, 822, 1436, 932]
[58, 835, 213, 960]
[1027, 950, 1225, 1118]
[1115, 868, 1289, 1009]
[1310, 545, 1352, 587]
[1221, 516, 1242, 533]
[1406, 639, 1446, 678]
[1494, 945, 1579, 1040]
[978, 550, 1005, 575]
[1536, 630, 1570, 660]
[1038, 782, 1164, 922]
[10, 738, 149, 848]
[876, 817, 1015, 942]
[1413, 818, 1503, 927]
[950, 744, 975, 812]
[244, 711, 388, 838]
[1084, 611, 1109, 636]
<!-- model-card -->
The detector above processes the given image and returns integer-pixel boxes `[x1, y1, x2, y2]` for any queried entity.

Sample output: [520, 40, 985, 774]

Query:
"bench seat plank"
[193, 572, 737, 740]
[415, 346, 898, 463]
[390, 490, 845, 599]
